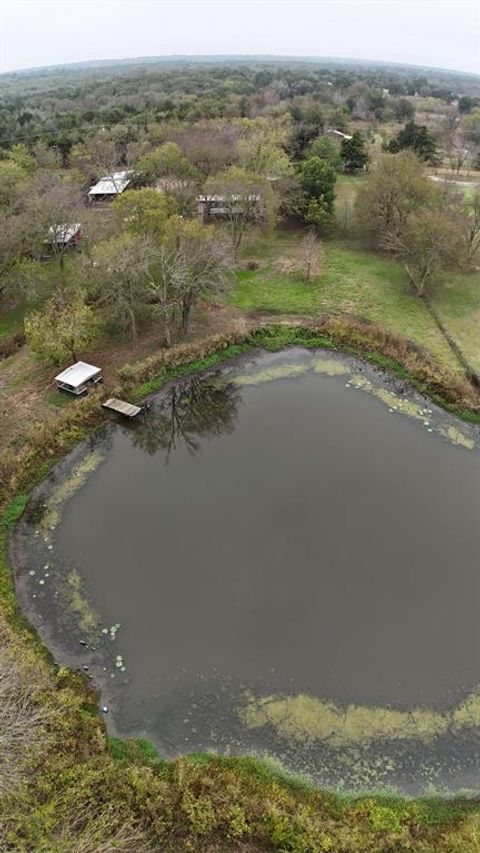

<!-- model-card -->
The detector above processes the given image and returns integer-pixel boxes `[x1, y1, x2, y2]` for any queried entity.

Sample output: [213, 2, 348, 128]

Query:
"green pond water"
[14, 348, 480, 794]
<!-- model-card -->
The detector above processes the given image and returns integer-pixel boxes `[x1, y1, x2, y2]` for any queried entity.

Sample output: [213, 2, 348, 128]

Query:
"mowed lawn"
[233, 229, 479, 373]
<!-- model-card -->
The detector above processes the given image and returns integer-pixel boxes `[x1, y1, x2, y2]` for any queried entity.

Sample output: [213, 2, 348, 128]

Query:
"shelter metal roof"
[88, 171, 132, 196]
[55, 361, 101, 388]
[47, 223, 81, 244]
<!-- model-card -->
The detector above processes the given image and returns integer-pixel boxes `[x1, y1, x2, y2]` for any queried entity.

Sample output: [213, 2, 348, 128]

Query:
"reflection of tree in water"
[131, 376, 241, 459]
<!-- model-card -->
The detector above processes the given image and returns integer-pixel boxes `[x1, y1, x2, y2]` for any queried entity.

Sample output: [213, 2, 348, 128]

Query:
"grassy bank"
[2, 323, 480, 849]
[234, 233, 480, 379]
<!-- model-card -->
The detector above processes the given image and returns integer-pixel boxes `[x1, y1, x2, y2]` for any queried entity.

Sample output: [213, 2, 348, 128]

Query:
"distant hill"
[2, 54, 479, 81]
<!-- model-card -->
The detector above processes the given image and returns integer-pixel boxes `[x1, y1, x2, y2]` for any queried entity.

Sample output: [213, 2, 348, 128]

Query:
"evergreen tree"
[309, 136, 342, 172]
[387, 120, 438, 164]
[340, 132, 369, 173]
[299, 156, 337, 230]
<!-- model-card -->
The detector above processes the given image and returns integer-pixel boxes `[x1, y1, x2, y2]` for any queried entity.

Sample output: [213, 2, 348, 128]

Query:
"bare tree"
[147, 244, 179, 346]
[302, 230, 320, 282]
[70, 129, 125, 188]
[172, 122, 239, 177]
[381, 209, 459, 296]
[173, 222, 233, 333]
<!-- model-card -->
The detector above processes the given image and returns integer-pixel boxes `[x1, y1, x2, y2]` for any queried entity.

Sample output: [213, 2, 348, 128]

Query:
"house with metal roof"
[47, 223, 82, 248]
[88, 171, 132, 203]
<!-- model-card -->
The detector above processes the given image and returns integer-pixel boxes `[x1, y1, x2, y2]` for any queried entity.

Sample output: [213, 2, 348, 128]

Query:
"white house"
[55, 362, 102, 396]
[88, 170, 132, 203]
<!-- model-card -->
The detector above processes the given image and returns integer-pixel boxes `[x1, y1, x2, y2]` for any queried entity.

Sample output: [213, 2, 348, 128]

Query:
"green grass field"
[0, 257, 68, 342]
[0, 302, 27, 341]
[432, 271, 480, 374]
[233, 229, 479, 373]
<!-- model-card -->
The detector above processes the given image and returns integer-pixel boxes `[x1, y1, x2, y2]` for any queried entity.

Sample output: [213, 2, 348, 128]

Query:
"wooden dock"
[102, 397, 142, 418]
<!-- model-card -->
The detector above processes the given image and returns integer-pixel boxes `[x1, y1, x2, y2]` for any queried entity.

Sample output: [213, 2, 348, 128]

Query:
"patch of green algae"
[40, 450, 105, 539]
[348, 374, 474, 450]
[234, 363, 308, 386]
[61, 568, 100, 641]
[312, 359, 350, 376]
[349, 375, 425, 421]
[437, 424, 475, 450]
[452, 690, 480, 730]
[233, 358, 475, 450]
[241, 688, 480, 747]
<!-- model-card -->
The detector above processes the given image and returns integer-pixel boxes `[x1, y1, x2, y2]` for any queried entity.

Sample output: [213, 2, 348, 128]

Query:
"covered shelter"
[88, 170, 132, 203]
[46, 223, 82, 249]
[55, 362, 102, 396]
[197, 193, 261, 220]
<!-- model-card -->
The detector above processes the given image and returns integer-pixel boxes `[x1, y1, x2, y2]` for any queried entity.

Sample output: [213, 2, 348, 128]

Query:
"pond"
[13, 348, 480, 794]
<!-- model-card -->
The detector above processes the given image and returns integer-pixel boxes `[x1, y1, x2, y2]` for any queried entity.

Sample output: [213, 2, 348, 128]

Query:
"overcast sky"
[0, 0, 478, 76]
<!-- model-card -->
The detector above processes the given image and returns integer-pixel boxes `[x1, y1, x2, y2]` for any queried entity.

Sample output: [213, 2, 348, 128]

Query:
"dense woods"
[1, 58, 479, 361]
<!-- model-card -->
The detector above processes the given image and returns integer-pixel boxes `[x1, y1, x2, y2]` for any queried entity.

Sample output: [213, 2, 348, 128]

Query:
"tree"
[7, 144, 36, 175]
[22, 172, 83, 288]
[112, 188, 176, 239]
[464, 108, 480, 145]
[147, 244, 180, 347]
[70, 129, 124, 185]
[302, 231, 320, 282]
[173, 123, 238, 177]
[299, 156, 336, 230]
[203, 167, 275, 258]
[340, 132, 369, 173]
[304, 197, 334, 231]
[458, 188, 480, 268]
[355, 152, 440, 248]
[387, 120, 438, 164]
[0, 160, 28, 210]
[381, 209, 459, 296]
[458, 96, 479, 114]
[0, 211, 29, 300]
[164, 218, 233, 333]
[236, 133, 293, 179]
[88, 233, 158, 338]
[392, 98, 415, 122]
[356, 152, 463, 297]
[137, 142, 198, 188]
[32, 142, 63, 171]
[25, 296, 100, 364]
[308, 136, 342, 172]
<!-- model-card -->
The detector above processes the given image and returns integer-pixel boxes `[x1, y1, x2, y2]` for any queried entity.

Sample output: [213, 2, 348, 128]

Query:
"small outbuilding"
[88, 170, 132, 203]
[55, 362, 102, 396]
[197, 193, 262, 220]
[47, 223, 82, 248]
